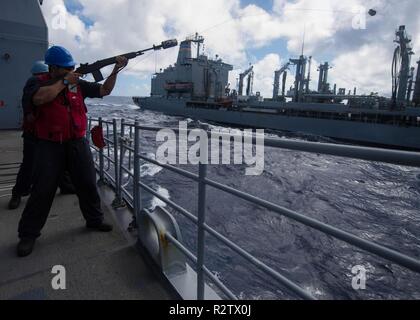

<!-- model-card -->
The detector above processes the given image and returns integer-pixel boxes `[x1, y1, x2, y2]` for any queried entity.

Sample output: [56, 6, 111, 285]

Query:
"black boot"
[17, 238, 36, 257]
[8, 194, 21, 210]
[86, 221, 113, 232]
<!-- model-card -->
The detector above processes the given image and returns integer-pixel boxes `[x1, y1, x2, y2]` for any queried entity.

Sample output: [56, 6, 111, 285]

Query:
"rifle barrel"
[75, 39, 178, 76]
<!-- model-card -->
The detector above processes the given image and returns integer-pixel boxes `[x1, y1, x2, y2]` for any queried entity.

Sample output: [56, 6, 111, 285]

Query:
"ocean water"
[86, 96, 420, 300]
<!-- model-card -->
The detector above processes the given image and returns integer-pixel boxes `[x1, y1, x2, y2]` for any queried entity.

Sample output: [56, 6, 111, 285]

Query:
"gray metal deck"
[0, 131, 173, 300]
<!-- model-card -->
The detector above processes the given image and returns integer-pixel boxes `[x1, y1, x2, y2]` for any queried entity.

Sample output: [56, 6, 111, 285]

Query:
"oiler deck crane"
[413, 59, 420, 107]
[289, 55, 308, 102]
[392, 25, 414, 107]
[272, 62, 290, 99]
[238, 65, 254, 96]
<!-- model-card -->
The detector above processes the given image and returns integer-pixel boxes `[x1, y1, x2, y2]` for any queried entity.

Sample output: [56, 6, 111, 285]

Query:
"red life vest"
[34, 74, 87, 142]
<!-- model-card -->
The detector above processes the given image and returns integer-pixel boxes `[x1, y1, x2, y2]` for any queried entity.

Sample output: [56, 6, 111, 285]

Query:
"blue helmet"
[44, 45, 76, 68]
[31, 60, 49, 75]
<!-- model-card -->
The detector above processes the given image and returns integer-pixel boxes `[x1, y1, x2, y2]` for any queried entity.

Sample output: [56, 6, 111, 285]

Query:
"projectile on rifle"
[75, 39, 178, 82]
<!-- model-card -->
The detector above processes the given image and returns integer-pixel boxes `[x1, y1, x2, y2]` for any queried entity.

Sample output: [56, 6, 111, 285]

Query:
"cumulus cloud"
[252, 53, 281, 97]
[329, 44, 392, 96]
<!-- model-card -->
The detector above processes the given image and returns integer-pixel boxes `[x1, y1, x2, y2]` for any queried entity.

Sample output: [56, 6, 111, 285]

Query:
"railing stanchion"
[105, 123, 111, 171]
[197, 159, 208, 300]
[98, 117, 104, 184]
[117, 119, 126, 204]
[133, 120, 142, 236]
[86, 118, 91, 140]
[112, 119, 121, 203]
[128, 126, 133, 170]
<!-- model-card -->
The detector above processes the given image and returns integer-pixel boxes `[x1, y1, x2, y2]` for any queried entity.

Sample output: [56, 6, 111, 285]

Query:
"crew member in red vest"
[17, 46, 128, 257]
[8, 61, 77, 210]
[8, 61, 49, 210]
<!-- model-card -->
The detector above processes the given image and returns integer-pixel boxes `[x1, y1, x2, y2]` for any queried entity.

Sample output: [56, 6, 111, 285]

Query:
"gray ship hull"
[0, 1, 48, 129]
[134, 97, 420, 150]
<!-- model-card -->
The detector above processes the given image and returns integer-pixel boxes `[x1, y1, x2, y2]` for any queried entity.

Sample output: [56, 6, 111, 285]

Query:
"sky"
[40, 0, 420, 98]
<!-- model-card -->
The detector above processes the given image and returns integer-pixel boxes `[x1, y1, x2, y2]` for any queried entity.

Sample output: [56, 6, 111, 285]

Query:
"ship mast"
[191, 32, 204, 58]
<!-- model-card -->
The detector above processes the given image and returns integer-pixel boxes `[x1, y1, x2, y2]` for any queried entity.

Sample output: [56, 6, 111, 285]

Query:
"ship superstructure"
[151, 33, 233, 100]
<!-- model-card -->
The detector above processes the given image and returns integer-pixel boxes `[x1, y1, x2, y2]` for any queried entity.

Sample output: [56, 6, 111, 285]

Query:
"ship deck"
[0, 131, 174, 300]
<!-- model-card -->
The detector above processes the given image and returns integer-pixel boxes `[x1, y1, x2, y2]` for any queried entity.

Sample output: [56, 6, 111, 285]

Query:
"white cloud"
[272, 0, 372, 54]
[252, 53, 281, 97]
[329, 43, 392, 96]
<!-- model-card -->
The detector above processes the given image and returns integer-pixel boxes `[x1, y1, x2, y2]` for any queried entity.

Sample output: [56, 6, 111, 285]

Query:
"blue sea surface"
[86, 96, 420, 299]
